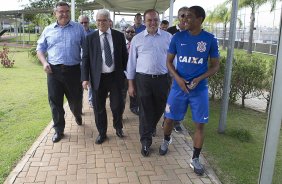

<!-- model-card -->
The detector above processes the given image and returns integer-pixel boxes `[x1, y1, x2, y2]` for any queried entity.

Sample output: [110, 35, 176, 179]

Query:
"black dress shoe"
[95, 135, 107, 144]
[75, 116, 82, 125]
[130, 108, 139, 116]
[141, 145, 150, 157]
[116, 129, 124, 138]
[52, 132, 64, 143]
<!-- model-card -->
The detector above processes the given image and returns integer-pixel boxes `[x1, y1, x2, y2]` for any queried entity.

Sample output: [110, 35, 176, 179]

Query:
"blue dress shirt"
[134, 24, 146, 34]
[36, 21, 85, 66]
[126, 28, 172, 80]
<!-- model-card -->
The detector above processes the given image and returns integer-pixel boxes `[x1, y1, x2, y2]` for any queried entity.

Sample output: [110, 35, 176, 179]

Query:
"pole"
[71, 0, 75, 21]
[169, 0, 174, 27]
[258, 4, 282, 183]
[218, 0, 239, 133]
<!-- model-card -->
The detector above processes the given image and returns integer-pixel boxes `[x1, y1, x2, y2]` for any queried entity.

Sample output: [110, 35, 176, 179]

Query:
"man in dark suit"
[81, 9, 128, 144]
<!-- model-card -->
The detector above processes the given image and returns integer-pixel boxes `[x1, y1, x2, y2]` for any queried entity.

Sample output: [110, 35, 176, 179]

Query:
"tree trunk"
[247, 9, 255, 54]
[241, 94, 245, 107]
[223, 23, 227, 50]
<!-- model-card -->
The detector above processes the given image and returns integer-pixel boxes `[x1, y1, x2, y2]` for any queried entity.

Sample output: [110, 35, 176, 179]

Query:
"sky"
[0, 0, 281, 27]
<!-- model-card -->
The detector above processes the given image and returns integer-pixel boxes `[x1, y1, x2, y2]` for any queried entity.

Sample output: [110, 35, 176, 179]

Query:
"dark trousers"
[92, 72, 124, 136]
[135, 73, 170, 147]
[47, 64, 82, 133]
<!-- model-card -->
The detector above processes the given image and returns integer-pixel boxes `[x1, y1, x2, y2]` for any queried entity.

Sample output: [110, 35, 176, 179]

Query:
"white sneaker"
[159, 137, 172, 155]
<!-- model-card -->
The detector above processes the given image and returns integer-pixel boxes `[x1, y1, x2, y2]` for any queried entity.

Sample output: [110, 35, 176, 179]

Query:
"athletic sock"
[192, 147, 202, 159]
[164, 134, 171, 141]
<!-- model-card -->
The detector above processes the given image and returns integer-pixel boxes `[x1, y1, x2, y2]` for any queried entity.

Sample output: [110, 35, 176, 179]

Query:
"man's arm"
[167, 53, 190, 93]
[188, 58, 220, 89]
[126, 37, 138, 97]
[81, 35, 91, 90]
[37, 51, 52, 74]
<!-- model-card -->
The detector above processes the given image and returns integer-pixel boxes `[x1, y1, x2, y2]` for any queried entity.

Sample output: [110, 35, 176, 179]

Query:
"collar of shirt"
[54, 20, 73, 28]
[99, 28, 112, 36]
[143, 28, 161, 37]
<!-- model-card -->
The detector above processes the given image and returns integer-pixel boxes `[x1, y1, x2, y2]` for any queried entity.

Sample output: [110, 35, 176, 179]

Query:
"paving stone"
[4, 93, 221, 184]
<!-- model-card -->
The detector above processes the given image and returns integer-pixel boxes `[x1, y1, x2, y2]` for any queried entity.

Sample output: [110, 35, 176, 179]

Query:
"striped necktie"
[103, 32, 113, 67]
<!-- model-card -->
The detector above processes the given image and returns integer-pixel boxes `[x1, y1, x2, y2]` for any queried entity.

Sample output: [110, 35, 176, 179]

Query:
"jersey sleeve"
[209, 36, 220, 58]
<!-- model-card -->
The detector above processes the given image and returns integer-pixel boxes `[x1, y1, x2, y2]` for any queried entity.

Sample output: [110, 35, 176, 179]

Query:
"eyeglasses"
[56, 10, 70, 15]
[80, 22, 89, 24]
[126, 31, 135, 33]
[180, 14, 189, 18]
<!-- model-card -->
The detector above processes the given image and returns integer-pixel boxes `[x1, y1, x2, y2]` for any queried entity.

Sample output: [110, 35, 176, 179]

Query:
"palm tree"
[206, 3, 230, 50]
[237, 0, 278, 54]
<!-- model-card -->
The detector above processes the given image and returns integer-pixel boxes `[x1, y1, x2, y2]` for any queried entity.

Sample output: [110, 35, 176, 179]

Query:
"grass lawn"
[184, 100, 282, 184]
[2, 33, 39, 45]
[0, 47, 51, 183]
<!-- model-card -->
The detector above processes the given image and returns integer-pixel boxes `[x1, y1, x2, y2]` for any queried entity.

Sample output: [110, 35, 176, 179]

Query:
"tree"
[206, 3, 230, 50]
[235, 0, 278, 54]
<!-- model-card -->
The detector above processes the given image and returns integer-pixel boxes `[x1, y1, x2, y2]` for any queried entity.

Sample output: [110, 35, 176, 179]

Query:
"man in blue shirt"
[78, 15, 95, 108]
[133, 13, 146, 34]
[159, 6, 220, 176]
[37, 1, 85, 143]
[127, 9, 172, 157]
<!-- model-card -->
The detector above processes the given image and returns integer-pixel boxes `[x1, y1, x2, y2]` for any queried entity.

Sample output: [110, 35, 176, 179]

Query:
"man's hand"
[128, 79, 136, 97]
[175, 76, 189, 93]
[43, 63, 52, 74]
[187, 77, 200, 90]
[82, 81, 89, 90]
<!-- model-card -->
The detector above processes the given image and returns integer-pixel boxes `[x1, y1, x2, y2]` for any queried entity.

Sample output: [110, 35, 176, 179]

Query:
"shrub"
[228, 128, 252, 142]
[0, 44, 15, 68]
[232, 54, 265, 107]
[28, 46, 41, 65]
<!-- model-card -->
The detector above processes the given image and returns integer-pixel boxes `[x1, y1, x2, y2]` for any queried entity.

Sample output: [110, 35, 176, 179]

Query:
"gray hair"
[78, 15, 89, 22]
[96, 9, 110, 19]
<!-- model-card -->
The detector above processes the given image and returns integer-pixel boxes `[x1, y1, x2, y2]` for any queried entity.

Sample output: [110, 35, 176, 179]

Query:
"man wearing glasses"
[37, 1, 85, 143]
[78, 15, 95, 108]
[167, 6, 189, 35]
[122, 26, 139, 116]
[165, 6, 190, 133]
[81, 9, 128, 145]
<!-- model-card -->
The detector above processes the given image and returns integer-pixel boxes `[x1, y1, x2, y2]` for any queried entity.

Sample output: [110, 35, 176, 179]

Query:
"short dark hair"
[135, 13, 142, 18]
[143, 9, 159, 21]
[54, 1, 70, 11]
[189, 6, 206, 23]
[161, 20, 169, 25]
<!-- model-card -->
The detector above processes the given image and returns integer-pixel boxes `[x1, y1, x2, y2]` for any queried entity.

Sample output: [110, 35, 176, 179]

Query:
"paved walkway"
[4, 94, 221, 184]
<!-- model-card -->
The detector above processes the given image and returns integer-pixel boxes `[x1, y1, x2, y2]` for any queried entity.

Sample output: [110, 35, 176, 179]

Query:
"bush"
[228, 128, 252, 142]
[209, 50, 275, 108]
[232, 54, 265, 107]
[0, 44, 15, 68]
[28, 46, 42, 65]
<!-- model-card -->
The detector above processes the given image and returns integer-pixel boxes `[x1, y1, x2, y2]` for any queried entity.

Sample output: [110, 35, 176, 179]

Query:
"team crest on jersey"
[165, 104, 170, 113]
[197, 41, 207, 52]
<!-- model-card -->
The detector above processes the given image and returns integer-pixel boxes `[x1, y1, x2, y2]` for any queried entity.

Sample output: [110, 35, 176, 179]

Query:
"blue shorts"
[164, 87, 209, 123]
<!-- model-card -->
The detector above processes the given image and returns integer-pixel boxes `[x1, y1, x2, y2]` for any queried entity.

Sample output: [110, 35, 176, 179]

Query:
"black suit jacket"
[81, 29, 128, 90]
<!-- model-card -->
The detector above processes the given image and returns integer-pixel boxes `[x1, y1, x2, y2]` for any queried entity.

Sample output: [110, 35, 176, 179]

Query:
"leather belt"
[137, 72, 168, 79]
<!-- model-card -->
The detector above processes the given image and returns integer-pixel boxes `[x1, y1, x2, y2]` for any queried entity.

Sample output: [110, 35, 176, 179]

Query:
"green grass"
[2, 33, 39, 45]
[184, 100, 282, 184]
[0, 47, 51, 183]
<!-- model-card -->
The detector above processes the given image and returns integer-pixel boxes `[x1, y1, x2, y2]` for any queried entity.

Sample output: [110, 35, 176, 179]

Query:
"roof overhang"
[95, 0, 174, 14]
